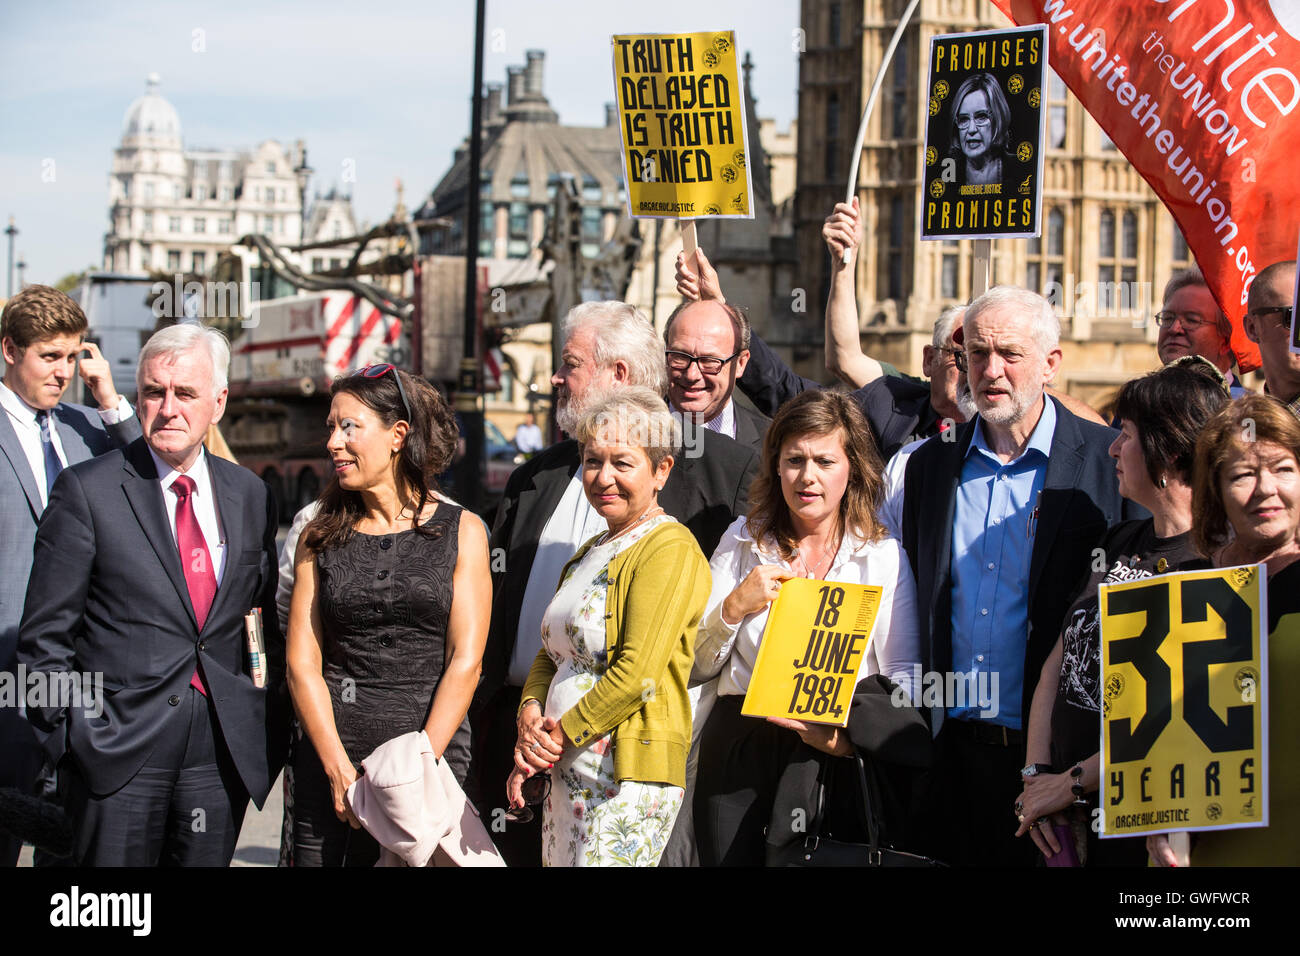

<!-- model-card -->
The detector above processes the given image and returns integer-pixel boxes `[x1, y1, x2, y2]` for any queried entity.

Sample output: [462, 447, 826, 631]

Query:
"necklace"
[792, 534, 841, 580]
[602, 505, 664, 544]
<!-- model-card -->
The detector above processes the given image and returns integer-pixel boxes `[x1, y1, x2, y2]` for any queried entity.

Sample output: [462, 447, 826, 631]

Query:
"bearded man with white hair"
[898, 285, 1130, 868]
[468, 300, 758, 867]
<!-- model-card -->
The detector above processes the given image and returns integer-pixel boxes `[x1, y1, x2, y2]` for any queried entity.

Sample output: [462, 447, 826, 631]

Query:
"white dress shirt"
[149, 445, 227, 586]
[694, 515, 922, 703]
[702, 399, 736, 438]
[878, 436, 929, 540]
[507, 473, 608, 687]
[0, 380, 134, 511]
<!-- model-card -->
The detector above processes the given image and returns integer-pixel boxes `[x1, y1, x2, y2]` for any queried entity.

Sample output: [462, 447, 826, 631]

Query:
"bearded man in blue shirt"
[899, 286, 1127, 866]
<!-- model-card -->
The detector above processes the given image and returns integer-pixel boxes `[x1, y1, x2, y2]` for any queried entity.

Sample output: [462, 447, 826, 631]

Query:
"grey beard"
[555, 398, 580, 436]
[957, 383, 978, 421]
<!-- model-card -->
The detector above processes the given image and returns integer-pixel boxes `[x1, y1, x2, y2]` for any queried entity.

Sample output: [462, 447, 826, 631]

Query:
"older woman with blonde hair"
[1149, 394, 1300, 866]
[507, 386, 710, 866]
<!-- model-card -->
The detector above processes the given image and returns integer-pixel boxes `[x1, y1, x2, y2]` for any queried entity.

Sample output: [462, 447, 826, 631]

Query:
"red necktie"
[173, 475, 215, 696]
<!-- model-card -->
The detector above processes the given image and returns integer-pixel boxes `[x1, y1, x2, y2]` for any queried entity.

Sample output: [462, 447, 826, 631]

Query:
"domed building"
[103, 74, 312, 277]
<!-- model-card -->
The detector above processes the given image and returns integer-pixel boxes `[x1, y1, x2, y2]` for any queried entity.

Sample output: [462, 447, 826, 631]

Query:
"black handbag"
[767, 750, 945, 867]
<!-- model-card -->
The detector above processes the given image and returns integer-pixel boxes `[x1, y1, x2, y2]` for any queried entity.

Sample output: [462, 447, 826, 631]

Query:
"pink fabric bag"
[346, 730, 505, 867]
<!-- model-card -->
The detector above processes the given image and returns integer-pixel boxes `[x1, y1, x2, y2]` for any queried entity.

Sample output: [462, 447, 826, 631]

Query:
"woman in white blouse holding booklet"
[692, 389, 925, 866]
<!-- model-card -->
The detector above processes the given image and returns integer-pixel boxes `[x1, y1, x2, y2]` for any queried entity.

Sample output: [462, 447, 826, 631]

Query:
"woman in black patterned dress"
[287, 366, 491, 866]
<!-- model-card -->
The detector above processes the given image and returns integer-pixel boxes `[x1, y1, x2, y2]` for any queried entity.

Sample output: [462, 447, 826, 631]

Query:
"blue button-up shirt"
[948, 397, 1057, 728]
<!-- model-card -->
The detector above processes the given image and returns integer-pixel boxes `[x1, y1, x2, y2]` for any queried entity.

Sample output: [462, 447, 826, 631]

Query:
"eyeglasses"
[955, 111, 993, 130]
[1247, 305, 1293, 328]
[937, 345, 967, 372]
[1154, 311, 1213, 331]
[355, 363, 411, 423]
[665, 349, 743, 375]
[503, 773, 551, 824]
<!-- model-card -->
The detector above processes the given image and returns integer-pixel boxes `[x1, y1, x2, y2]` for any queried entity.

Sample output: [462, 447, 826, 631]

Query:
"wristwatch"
[1020, 763, 1051, 777]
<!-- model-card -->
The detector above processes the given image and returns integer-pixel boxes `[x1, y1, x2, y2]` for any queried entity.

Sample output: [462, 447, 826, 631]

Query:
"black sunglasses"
[1247, 305, 1293, 327]
[503, 773, 551, 824]
[355, 364, 411, 423]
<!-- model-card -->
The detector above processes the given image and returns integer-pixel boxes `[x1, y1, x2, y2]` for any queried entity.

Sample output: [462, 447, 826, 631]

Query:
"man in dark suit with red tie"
[18, 322, 285, 866]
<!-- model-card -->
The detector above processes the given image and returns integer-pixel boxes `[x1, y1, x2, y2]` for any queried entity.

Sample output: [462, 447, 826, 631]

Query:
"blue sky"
[0, 0, 800, 286]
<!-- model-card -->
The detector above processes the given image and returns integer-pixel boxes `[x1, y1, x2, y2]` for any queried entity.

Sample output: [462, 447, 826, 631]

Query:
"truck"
[223, 280, 522, 521]
[224, 290, 408, 519]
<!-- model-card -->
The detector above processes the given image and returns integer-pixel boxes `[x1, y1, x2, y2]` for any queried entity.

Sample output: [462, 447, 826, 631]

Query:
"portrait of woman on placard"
[948, 72, 1014, 189]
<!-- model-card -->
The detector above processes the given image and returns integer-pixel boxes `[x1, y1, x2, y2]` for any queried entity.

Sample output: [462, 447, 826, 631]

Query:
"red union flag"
[992, 0, 1300, 372]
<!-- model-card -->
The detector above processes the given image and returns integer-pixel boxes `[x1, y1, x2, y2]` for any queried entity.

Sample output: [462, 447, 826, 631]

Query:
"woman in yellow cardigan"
[506, 387, 710, 866]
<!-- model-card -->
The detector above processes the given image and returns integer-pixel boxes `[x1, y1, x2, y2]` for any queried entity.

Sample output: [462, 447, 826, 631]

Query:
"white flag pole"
[841, 0, 923, 264]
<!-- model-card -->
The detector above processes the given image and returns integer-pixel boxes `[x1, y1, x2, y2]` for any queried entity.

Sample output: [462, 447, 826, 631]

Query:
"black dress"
[1047, 518, 1207, 866]
[293, 503, 470, 866]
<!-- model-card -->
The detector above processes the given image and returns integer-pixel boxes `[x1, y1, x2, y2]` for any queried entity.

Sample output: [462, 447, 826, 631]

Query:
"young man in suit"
[18, 323, 285, 866]
[469, 300, 758, 866]
[0, 285, 141, 866]
[663, 298, 770, 457]
[899, 286, 1126, 866]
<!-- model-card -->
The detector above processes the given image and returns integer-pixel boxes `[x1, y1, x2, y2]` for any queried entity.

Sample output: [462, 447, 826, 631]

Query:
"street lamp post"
[16, 254, 26, 291]
[4, 217, 17, 299]
[293, 141, 314, 250]
[453, 0, 488, 514]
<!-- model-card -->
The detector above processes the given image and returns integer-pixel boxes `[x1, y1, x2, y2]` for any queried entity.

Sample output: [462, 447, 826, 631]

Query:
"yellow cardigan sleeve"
[520, 647, 557, 714]
[559, 532, 708, 746]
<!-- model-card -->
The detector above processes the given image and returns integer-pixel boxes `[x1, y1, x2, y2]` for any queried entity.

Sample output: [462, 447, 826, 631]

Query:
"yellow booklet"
[741, 578, 883, 727]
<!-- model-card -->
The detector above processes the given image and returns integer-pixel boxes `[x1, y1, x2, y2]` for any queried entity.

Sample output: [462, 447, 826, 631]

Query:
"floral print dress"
[539, 514, 684, 867]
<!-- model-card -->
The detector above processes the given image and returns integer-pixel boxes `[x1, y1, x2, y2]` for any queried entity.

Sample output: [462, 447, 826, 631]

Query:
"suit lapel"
[52, 404, 93, 465]
[1027, 398, 1084, 602]
[203, 457, 244, 631]
[0, 409, 42, 520]
[121, 439, 199, 632]
[514, 442, 581, 558]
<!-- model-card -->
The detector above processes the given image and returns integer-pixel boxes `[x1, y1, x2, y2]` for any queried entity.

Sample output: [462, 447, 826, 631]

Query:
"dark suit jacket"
[899, 397, 1126, 727]
[731, 401, 770, 458]
[739, 332, 939, 460]
[479, 430, 758, 700]
[17, 437, 287, 805]
[0, 401, 141, 807]
[0, 401, 141, 657]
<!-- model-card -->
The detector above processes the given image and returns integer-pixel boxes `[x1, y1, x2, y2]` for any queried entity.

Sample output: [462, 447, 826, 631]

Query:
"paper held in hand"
[742, 579, 883, 728]
[244, 607, 266, 689]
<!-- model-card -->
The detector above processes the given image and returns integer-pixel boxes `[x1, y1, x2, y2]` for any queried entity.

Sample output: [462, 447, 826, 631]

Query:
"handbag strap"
[800, 748, 883, 859]
[852, 750, 883, 858]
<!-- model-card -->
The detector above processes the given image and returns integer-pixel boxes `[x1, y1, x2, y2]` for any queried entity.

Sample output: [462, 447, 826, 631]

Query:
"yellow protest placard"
[742, 578, 883, 727]
[1099, 565, 1268, 838]
[610, 31, 753, 219]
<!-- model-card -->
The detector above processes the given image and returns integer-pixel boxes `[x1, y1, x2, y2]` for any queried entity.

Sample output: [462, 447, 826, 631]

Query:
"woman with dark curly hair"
[692, 389, 926, 866]
[286, 365, 491, 866]
[1014, 357, 1228, 866]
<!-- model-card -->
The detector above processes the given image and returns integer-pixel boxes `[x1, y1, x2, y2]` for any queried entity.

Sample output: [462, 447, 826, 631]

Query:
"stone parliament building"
[791, 0, 1211, 410]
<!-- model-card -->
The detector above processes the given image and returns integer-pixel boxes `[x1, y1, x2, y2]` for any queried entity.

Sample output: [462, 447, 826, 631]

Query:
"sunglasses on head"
[354, 364, 411, 423]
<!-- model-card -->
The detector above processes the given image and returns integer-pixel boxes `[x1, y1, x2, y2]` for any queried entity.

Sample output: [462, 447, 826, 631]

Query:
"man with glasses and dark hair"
[1243, 260, 1300, 417]
[662, 299, 769, 456]
[1155, 267, 1249, 397]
